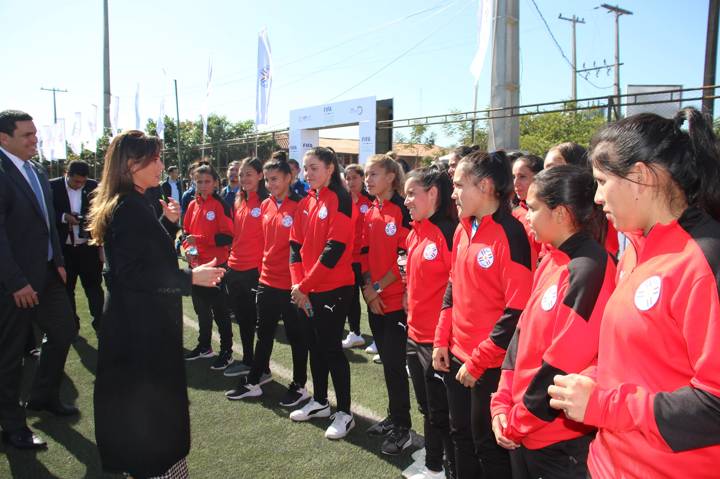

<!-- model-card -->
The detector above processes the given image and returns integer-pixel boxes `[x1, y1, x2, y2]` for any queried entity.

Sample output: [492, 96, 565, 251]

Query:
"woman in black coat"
[87, 130, 225, 478]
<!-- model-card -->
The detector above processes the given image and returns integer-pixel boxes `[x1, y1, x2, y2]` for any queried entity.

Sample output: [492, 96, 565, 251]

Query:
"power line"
[326, 0, 474, 102]
[528, 0, 612, 90]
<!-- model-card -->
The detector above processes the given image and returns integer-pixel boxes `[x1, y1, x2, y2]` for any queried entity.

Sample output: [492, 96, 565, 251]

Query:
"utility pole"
[40, 87, 68, 124]
[103, 0, 111, 134]
[703, 0, 719, 117]
[601, 4, 633, 120]
[558, 14, 585, 102]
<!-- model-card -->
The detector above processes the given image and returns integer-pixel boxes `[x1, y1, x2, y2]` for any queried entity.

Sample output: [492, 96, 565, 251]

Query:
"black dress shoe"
[1, 427, 47, 450]
[25, 400, 80, 417]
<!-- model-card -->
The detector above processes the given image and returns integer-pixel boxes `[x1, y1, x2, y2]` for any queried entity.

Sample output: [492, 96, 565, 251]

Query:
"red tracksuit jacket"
[360, 192, 411, 313]
[259, 193, 301, 290]
[583, 208, 720, 479]
[183, 193, 233, 265]
[406, 212, 456, 344]
[352, 190, 374, 264]
[434, 209, 535, 379]
[228, 191, 269, 272]
[490, 232, 616, 449]
[289, 184, 355, 294]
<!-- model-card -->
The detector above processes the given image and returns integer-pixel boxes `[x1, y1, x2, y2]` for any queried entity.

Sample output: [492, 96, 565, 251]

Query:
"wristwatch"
[372, 281, 382, 294]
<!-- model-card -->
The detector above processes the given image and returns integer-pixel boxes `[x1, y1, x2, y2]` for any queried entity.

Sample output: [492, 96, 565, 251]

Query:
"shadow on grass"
[0, 446, 60, 479]
[226, 380, 416, 478]
[183, 354, 237, 393]
[71, 335, 98, 376]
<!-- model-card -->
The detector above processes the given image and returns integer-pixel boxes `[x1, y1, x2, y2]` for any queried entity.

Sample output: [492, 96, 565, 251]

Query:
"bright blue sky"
[0, 0, 713, 145]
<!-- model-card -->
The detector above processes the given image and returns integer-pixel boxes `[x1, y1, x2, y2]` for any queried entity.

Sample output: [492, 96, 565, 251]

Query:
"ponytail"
[457, 150, 514, 214]
[264, 151, 292, 176]
[366, 154, 405, 196]
[406, 164, 458, 222]
[305, 147, 343, 190]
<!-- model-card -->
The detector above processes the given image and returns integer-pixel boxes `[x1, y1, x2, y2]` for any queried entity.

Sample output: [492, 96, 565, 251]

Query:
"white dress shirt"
[63, 177, 86, 245]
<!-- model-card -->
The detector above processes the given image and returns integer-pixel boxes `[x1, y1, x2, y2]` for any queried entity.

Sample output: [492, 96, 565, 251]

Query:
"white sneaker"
[407, 467, 445, 479]
[365, 341, 378, 354]
[342, 332, 365, 349]
[225, 382, 262, 400]
[373, 354, 382, 364]
[289, 399, 331, 422]
[325, 411, 355, 440]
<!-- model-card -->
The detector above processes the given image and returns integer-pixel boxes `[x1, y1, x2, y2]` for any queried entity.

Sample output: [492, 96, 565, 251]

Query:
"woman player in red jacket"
[287, 147, 356, 441]
[433, 150, 535, 479]
[225, 153, 309, 407]
[548, 108, 720, 478]
[511, 154, 543, 260]
[491, 165, 616, 479]
[223, 157, 269, 377]
[403, 165, 458, 479]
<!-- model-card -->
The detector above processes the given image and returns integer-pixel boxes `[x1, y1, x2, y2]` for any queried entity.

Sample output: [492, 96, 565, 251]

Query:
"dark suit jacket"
[161, 178, 183, 202]
[0, 150, 64, 295]
[49, 176, 98, 245]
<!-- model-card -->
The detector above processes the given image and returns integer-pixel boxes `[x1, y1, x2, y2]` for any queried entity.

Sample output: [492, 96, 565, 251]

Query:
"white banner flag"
[110, 95, 120, 136]
[157, 98, 166, 141]
[69, 112, 83, 155]
[201, 57, 213, 142]
[470, 0, 494, 86]
[256, 28, 272, 127]
[86, 104, 98, 147]
[134, 83, 141, 130]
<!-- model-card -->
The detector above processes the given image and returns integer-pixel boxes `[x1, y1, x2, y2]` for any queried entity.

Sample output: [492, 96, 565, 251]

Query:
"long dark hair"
[532, 165, 607, 244]
[457, 150, 514, 214]
[238, 157, 269, 203]
[591, 107, 720, 220]
[304, 147, 343, 190]
[406, 165, 457, 223]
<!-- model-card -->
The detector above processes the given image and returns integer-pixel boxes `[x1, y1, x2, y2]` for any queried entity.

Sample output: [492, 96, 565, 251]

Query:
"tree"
[519, 109, 605, 155]
[442, 109, 488, 149]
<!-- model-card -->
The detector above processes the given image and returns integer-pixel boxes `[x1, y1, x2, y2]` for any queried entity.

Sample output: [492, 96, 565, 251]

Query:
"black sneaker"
[366, 416, 393, 436]
[210, 350, 234, 370]
[225, 380, 262, 400]
[184, 346, 214, 361]
[278, 382, 311, 407]
[381, 426, 412, 455]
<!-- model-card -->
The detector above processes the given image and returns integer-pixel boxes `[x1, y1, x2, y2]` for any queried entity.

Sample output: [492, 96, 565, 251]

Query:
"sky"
[0, 0, 715, 146]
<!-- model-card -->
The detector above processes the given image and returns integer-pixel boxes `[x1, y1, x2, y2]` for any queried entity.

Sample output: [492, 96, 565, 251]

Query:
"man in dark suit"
[161, 165, 183, 204]
[50, 160, 103, 331]
[0, 110, 78, 450]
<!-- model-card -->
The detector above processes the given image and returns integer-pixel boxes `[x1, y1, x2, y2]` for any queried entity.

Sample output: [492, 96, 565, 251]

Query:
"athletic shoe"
[366, 416, 393, 436]
[210, 350, 234, 370]
[278, 382, 311, 407]
[365, 341, 378, 354]
[184, 346, 214, 361]
[381, 426, 412, 455]
[289, 399, 331, 422]
[225, 382, 262, 400]
[325, 411, 355, 440]
[341, 332, 365, 349]
[258, 372, 273, 386]
[373, 354, 382, 364]
[223, 362, 251, 377]
[407, 467, 445, 479]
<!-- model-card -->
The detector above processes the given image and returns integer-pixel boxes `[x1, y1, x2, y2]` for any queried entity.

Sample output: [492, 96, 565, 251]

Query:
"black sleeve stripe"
[442, 281, 453, 310]
[215, 233, 233, 246]
[494, 210, 532, 270]
[522, 360, 568, 422]
[562, 238, 608, 322]
[289, 240, 302, 264]
[655, 386, 720, 452]
[678, 207, 720, 302]
[489, 307, 522, 350]
[434, 217, 458, 251]
[319, 239, 346, 269]
[213, 193, 234, 219]
[288, 191, 303, 203]
[390, 192, 412, 230]
[330, 183, 353, 218]
[502, 328, 520, 370]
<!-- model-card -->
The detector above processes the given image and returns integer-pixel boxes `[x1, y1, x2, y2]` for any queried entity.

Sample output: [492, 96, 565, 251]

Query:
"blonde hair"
[365, 154, 405, 195]
[87, 130, 162, 245]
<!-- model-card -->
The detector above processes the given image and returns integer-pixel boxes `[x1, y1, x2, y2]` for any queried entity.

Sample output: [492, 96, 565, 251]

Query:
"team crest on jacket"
[385, 222, 397, 236]
[423, 243, 438, 260]
[634, 275, 661, 311]
[318, 205, 328, 220]
[476, 247, 494, 268]
[251, 207, 261, 218]
[541, 284, 558, 311]
[360, 204, 369, 214]
[282, 215, 293, 228]
[205, 210, 216, 221]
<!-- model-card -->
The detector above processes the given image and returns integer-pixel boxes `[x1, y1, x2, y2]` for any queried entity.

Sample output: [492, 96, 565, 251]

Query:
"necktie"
[22, 162, 53, 261]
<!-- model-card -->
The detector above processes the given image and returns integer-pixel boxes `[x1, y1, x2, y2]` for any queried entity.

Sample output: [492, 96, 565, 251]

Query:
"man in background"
[161, 165, 183, 204]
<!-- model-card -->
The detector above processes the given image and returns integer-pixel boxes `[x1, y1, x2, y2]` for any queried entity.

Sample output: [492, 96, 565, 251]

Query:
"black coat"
[0, 151, 64, 295]
[94, 190, 192, 478]
[49, 176, 98, 245]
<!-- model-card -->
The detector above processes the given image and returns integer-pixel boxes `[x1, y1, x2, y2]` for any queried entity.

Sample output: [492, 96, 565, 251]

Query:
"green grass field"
[0, 288, 429, 478]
